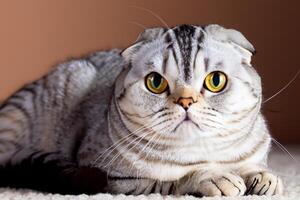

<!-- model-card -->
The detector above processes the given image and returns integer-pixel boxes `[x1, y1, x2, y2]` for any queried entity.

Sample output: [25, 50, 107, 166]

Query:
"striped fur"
[0, 25, 282, 196]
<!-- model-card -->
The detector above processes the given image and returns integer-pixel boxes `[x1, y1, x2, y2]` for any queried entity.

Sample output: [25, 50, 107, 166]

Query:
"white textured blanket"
[0, 147, 299, 200]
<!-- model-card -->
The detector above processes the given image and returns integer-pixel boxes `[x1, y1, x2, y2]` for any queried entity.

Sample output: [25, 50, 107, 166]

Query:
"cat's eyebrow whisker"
[129, 5, 170, 30]
[263, 69, 300, 103]
[128, 21, 147, 30]
[271, 138, 300, 166]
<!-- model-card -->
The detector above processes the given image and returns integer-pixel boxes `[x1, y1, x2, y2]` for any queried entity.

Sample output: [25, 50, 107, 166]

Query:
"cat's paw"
[245, 172, 283, 196]
[197, 173, 246, 197]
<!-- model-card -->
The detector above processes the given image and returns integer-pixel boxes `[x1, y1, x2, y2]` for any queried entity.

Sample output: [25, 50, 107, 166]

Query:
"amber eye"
[145, 72, 169, 94]
[204, 71, 227, 93]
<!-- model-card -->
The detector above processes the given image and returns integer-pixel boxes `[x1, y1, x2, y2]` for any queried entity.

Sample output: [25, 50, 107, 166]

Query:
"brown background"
[0, 0, 299, 144]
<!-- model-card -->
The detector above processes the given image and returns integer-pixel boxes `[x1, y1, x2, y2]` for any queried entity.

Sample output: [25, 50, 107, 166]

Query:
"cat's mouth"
[183, 115, 191, 121]
[173, 114, 202, 133]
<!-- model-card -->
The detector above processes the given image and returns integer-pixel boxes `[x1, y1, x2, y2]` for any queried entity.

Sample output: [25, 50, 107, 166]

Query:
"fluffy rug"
[0, 147, 299, 200]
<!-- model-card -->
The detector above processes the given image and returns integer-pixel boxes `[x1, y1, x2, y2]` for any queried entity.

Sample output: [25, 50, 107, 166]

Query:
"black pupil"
[152, 74, 162, 88]
[212, 73, 220, 86]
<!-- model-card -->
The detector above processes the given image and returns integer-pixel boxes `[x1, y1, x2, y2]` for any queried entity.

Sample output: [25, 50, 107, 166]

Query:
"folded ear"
[204, 24, 255, 63]
[121, 27, 166, 62]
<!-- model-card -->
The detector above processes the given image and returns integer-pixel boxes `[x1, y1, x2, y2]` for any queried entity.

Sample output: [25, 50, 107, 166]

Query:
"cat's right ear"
[121, 28, 166, 63]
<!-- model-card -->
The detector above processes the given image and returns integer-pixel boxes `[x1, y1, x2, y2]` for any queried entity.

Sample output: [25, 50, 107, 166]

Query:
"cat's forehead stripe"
[172, 25, 196, 81]
[204, 58, 209, 72]
[162, 49, 169, 74]
[164, 33, 180, 73]
[166, 25, 206, 82]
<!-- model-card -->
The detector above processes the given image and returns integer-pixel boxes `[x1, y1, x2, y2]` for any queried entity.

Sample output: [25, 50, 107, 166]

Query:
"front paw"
[245, 172, 283, 196]
[197, 173, 246, 197]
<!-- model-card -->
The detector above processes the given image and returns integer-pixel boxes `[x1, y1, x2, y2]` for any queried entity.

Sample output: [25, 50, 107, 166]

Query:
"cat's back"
[0, 49, 125, 164]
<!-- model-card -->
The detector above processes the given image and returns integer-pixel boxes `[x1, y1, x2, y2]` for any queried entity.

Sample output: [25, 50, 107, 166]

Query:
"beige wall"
[0, 0, 299, 144]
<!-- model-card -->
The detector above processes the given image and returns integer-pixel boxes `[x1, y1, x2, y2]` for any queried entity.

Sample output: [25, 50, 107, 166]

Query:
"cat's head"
[114, 24, 261, 140]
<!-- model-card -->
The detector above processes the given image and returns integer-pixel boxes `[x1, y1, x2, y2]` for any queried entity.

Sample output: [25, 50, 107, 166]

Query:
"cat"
[0, 24, 283, 196]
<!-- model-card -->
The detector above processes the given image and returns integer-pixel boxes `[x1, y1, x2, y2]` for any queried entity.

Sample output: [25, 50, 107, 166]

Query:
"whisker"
[94, 101, 170, 169]
[94, 121, 158, 167]
[103, 129, 154, 169]
[136, 133, 160, 178]
[129, 5, 170, 29]
[128, 21, 147, 30]
[101, 113, 171, 168]
[137, 131, 158, 159]
[135, 125, 172, 178]
[104, 129, 155, 181]
[109, 123, 170, 177]
[91, 119, 156, 166]
[271, 138, 300, 166]
[95, 108, 170, 165]
[144, 132, 163, 161]
[130, 131, 159, 178]
[142, 122, 176, 159]
[263, 69, 300, 103]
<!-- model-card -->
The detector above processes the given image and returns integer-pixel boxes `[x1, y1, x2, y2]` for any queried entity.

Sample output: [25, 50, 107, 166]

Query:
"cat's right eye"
[145, 72, 169, 94]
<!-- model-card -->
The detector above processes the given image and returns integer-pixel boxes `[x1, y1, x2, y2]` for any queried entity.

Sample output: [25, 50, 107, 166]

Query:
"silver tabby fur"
[0, 24, 283, 196]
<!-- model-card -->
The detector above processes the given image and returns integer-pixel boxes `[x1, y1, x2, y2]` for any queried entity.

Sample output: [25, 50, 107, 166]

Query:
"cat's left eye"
[204, 71, 227, 93]
[145, 72, 169, 94]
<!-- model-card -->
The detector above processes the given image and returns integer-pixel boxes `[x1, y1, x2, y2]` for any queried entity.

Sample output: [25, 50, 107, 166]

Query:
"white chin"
[175, 121, 201, 137]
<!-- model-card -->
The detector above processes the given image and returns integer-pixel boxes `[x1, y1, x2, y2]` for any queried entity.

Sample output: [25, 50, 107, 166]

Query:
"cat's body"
[0, 24, 283, 196]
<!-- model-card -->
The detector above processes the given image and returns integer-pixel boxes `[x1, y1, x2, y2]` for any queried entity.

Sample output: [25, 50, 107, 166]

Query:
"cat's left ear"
[121, 27, 166, 63]
[204, 24, 256, 64]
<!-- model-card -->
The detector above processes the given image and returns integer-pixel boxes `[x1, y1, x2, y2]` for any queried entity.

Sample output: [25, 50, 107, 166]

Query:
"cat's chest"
[112, 142, 267, 181]
[136, 161, 200, 181]
[131, 159, 234, 181]
[118, 150, 222, 181]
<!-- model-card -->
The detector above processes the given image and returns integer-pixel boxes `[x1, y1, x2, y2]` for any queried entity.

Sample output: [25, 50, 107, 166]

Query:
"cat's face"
[115, 25, 261, 141]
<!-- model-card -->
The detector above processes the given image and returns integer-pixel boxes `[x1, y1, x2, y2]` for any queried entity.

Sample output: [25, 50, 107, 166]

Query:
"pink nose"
[176, 97, 195, 110]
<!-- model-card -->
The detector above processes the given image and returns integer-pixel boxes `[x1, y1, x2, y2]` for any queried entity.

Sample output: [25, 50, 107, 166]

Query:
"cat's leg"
[237, 164, 283, 195]
[108, 177, 177, 195]
[177, 170, 247, 197]
[108, 170, 246, 197]
[0, 151, 108, 194]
